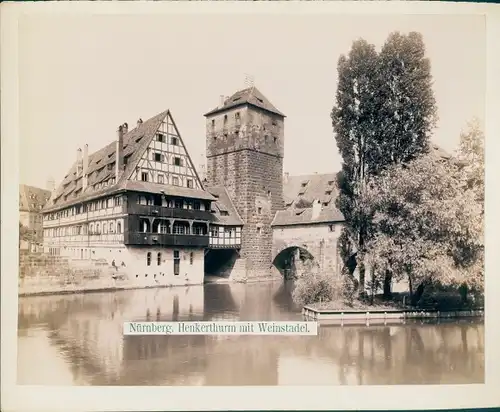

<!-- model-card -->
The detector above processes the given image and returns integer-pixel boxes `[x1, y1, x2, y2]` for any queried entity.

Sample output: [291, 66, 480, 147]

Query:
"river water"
[17, 280, 484, 386]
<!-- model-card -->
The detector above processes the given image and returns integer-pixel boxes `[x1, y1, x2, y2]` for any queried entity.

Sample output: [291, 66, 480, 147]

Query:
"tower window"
[157, 252, 162, 265]
[274, 137, 277, 143]
[211, 119, 215, 128]
[257, 207, 262, 215]
[147, 252, 151, 266]
[223, 115, 228, 124]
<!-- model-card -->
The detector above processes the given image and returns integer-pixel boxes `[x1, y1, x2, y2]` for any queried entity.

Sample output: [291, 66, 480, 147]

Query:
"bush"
[292, 272, 339, 306]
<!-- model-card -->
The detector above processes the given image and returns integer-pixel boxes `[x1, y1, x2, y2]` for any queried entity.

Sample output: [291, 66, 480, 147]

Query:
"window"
[153, 152, 164, 162]
[235, 112, 240, 120]
[109, 222, 114, 233]
[157, 252, 162, 266]
[117, 222, 122, 234]
[173, 250, 180, 275]
[272, 119, 277, 126]
[223, 115, 228, 125]
[186, 201, 193, 210]
[274, 137, 277, 143]
[96, 223, 100, 234]
[159, 220, 169, 234]
[257, 227, 261, 235]
[210, 226, 219, 237]
[194, 201, 201, 210]
[325, 190, 332, 195]
[102, 223, 107, 234]
[107, 198, 113, 208]
[257, 207, 262, 215]
[186, 179, 193, 189]
[173, 157, 182, 167]
[114, 196, 121, 206]
[328, 225, 336, 232]
[174, 200, 182, 209]
[211, 119, 215, 128]
[171, 137, 179, 146]
[138, 195, 147, 205]
[173, 223, 186, 235]
[301, 182, 308, 188]
[147, 252, 151, 266]
[220, 211, 229, 216]
[172, 176, 179, 186]
[157, 174, 164, 184]
[190, 252, 194, 265]
[141, 172, 148, 182]
[156, 133, 166, 143]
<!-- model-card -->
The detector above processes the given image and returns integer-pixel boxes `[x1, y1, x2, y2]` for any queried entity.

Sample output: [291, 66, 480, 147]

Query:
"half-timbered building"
[41, 110, 241, 285]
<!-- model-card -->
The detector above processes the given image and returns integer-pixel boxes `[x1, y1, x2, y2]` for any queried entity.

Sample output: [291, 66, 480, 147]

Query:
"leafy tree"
[332, 32, 437, 297]
[331, 39, 380, 294]
[363, 146, 483, 302]
[19, 222, 34, 248]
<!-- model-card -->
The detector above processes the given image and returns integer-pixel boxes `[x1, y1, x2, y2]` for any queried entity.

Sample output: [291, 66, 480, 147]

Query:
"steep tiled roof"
[204, 87, 285, 118]
[19, 185, 51, 213]
[43, 110, 213, 213]
[272, 205, 344, 227]
[205, 186, 244, 226]
[283, 173, 338, 208]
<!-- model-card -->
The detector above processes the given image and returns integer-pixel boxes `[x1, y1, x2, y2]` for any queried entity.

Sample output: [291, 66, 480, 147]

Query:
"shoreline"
[18, 276, 282, 298]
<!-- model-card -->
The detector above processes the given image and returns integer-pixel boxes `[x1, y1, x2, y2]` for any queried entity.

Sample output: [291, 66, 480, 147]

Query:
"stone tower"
[204, 86, 285, 279]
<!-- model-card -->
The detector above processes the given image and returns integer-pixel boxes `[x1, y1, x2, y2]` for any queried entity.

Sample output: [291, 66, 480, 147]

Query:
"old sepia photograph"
[3, 2, 498, 410]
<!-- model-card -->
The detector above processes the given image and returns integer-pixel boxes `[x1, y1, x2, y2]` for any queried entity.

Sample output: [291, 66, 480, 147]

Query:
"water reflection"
[17, 281, 484, 386]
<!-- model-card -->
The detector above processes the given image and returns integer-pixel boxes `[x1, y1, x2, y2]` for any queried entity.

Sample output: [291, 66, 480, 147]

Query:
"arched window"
[103, 223, 107, 234]
[89, 223, 94, 234]
[147, 252, 151, 266]
[117, 221, 122, 234]
[96, 223, 100, 234]
[109, 222, 114, 233]
[157, 252, 161, 266]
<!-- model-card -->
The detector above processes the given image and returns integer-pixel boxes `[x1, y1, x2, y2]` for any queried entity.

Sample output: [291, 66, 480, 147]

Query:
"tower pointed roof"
[204, 86, 285, 118]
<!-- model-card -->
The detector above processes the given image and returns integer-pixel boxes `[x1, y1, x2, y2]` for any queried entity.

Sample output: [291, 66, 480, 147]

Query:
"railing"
[127, 204, 215, 222]
[208, 238, 241, 249]
[125, 232, 209, 247]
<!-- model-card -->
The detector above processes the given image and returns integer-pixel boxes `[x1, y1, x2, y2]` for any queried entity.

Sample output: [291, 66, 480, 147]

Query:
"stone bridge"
[271, 223, 343, 278]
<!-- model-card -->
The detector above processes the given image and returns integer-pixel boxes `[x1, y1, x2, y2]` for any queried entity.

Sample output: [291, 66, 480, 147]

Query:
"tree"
[332, 32, 437, 297]
[331, 39, 380, 294]
[363, 148, 483, 302]
[19, 222, 34, 248]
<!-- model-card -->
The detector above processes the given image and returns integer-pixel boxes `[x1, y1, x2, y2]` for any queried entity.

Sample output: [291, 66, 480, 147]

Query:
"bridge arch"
[272, 246, 319, 279]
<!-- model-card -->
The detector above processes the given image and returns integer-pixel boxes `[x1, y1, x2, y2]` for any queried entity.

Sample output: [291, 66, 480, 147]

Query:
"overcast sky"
[18, 12, 485, 189]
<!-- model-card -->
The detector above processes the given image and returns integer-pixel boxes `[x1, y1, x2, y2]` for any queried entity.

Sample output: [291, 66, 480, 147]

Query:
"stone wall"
[272, 222, 343, 276]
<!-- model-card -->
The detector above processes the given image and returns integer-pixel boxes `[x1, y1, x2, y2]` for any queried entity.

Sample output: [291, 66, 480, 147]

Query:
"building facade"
[204, 87, 286, 279]
[41, 110, 242, 286]
[19, 184, 52, 252]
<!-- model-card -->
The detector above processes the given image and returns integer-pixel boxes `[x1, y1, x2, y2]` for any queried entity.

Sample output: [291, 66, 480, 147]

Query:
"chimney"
[76, 148, 83, 174]
[283, 172, 289, 184]
[122, 122, 128, 134]
[311, 199, 321, 220]
[116, 125, 124, 180]
[137, 118, 143, 127]
[82, 144, 89, 190]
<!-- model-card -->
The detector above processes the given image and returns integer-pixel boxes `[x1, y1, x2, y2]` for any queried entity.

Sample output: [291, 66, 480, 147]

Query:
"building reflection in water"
[18, 281, 484, 386]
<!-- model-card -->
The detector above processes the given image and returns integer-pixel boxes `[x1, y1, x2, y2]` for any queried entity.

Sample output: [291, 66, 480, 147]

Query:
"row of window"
[136, 195, 206, 210]
[146, 250, 192, 267]
[139, 170, 193, 188]
[211, 112, 279, 128]
[139, 219, 207, 235]
[44, 219, 123, 237]
[149, 151, 184, 166]
[45, 196, 123, 221]
[155, 133, 179, 146]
